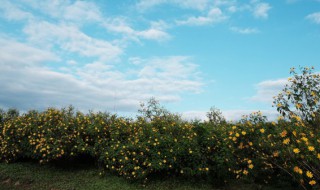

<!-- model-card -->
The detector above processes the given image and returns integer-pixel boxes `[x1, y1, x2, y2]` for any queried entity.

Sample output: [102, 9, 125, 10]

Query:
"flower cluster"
[0, 107, 319, 189]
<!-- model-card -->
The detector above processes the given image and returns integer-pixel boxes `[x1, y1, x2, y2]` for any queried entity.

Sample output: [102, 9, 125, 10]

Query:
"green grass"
[0, 161, 301, 190]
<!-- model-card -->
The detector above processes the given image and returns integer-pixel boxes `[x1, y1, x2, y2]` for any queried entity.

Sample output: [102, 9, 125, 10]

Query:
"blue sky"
[0, 0, 320, 120]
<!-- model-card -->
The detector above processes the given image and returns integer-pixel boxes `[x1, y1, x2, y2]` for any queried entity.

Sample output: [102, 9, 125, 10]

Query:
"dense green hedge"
[0, 107, 319, 189]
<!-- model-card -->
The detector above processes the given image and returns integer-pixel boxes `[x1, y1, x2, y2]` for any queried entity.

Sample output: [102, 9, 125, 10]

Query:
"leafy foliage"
[273, 66, 320, 126]
[206, 107, 226, 126]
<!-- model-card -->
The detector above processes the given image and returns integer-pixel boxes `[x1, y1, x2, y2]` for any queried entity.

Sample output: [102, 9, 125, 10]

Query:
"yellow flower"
[280, 130, 287, 137]
[306, 171, 313, 178]
[260, 129, 265, 133]
[292, 130, 297, 136]
[241, 131, 246, 135]
[248, 164, 254, 169]
[293, 148, 300, 154]
[317, 153, 320, 159]
[247, 160, 252, 164]
[243, 170, 248, 175]
[309, 180, 316, 186]
[235, 133, 240, 137]
[308, 146, 315, 151]
[283, 138, 290, 145]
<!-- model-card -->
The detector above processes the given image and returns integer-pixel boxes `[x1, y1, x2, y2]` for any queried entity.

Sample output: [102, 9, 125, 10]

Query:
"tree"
[138, 97, 181, 122]
[273, 66, 320, 126]
[206, 106, 226, 125]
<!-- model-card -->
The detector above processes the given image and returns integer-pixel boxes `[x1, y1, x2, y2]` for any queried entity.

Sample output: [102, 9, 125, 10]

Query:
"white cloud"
[182, 111, 207, 121]
[20, 0, 102, 23]
[0, 38, 203, 112]
[137, 28, 171, 41]
[182, 109, 279, 121]
[103, 18, 171, 42]
[0, 0, 33, 21]
[136, 0, 209, 11]
[63, 1, 102, 22]
[306, 12, 320, 24]
[223, 109, 279, 121]
[0, 37, 58, 66]
[176, 7, 227, 26]
[7, 0, 169, 44]
[228, 6, 237, 13]
[250, 79, 287, 103]
[24, 21, 123, 62]
[230, 26, 260, 34]
[253, 2, 271, 19]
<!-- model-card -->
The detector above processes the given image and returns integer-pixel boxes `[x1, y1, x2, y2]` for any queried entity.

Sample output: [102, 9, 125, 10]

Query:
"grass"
[0, 160, 301, 190]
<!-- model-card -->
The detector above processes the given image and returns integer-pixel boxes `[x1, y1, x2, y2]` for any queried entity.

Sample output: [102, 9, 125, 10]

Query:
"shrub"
[273, 66, 320, 126]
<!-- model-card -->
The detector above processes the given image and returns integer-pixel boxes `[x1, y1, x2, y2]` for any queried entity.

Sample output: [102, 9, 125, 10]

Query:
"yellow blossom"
[248, 164, 254, 169]
[306, 171, 313, 178]
[280, 130, 287, 137]
[283, 138, 290, 145]
[241, 131, 246, 135]
[308, 146, 314, 151]
[243, 170, 248, 175]
[293, 148, 300, 154]
[292, 131, 297, 136]
[309, 180, 316, 186]
[260, 129, 265, 133]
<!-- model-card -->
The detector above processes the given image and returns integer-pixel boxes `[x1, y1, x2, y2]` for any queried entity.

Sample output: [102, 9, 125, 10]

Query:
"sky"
[0, 0, 320, 121]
